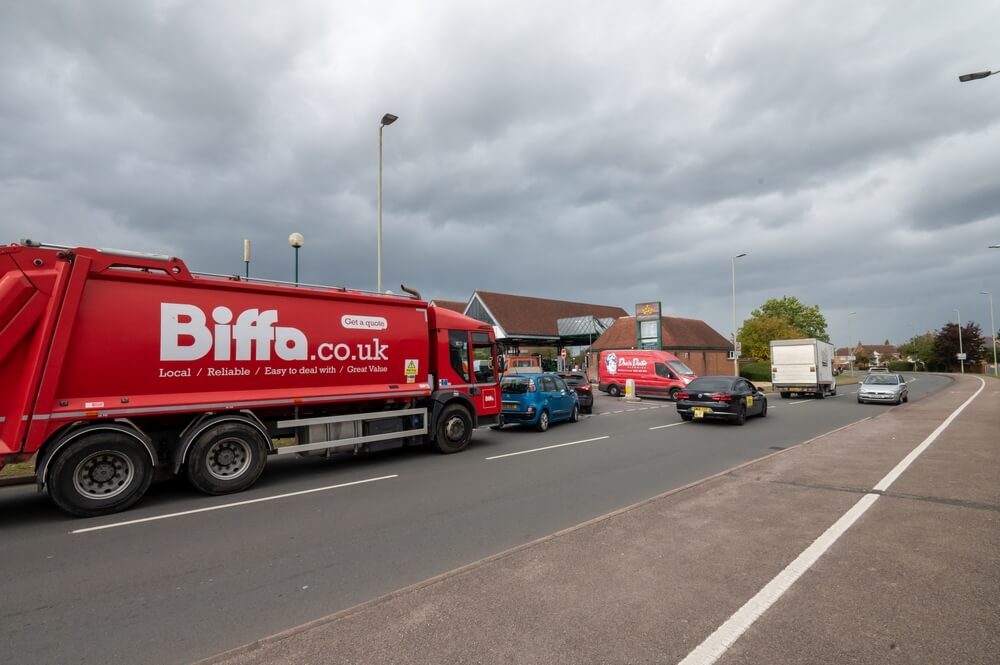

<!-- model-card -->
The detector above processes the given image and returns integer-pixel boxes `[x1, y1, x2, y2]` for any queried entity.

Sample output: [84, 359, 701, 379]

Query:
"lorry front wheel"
[433, 405, 472, 454]
[48, 432, 154, 517]
[186, 422, 268, 495]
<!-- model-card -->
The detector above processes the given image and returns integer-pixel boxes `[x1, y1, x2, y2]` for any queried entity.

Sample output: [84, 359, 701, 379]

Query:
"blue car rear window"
[501, 378, 531, 393]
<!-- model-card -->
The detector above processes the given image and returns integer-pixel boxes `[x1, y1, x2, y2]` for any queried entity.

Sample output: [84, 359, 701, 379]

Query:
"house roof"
[857, 343, 899, 355]
[591, 316, 731, 351]
[429, 299, 467, 313]
[472, 291, 628, 338]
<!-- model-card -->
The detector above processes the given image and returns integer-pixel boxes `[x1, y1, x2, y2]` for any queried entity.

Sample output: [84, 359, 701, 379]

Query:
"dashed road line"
[485, 436, 611, 460]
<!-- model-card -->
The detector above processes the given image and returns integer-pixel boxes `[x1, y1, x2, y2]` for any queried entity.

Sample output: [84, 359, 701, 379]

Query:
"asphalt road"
[0, 373, 951, 665]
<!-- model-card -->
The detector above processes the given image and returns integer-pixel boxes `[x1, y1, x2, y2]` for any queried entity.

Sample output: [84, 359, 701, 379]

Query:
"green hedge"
[740, 362, 772, 381]
[887, 360, 914, 371]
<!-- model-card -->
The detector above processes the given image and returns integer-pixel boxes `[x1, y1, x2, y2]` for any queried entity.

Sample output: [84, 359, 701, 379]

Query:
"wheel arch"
[37, 420, 156, 489]
[429, 392, 477, 429]
[171, 411, 272, 474]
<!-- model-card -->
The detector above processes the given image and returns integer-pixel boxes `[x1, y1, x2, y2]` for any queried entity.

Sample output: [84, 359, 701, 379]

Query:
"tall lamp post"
[982, 291, 998, 377]
[954, 307, 964, 374]
[847, 311, 857, 375]
[377, 112, 398, 294]
[731, 252, 746, 376]
[288, 233, 304, 284]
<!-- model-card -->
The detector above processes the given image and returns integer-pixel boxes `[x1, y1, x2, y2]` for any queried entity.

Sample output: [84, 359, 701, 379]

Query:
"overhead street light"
[289, 232, 304, 285]
[731, 253, 746, 376]
[377, 112, 399, 294]
[990, 244, 1000, 249]
[958, 70, 994, 82]
[954, 307, 964, 374]
[982, 291, 998, 378]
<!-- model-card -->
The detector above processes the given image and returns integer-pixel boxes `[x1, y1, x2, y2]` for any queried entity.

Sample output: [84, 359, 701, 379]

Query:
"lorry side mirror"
[497, 354, 507, 373]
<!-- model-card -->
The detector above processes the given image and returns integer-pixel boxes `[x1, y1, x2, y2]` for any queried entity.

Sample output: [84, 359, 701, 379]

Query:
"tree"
[898, 333, 937, 370]
[738, 316, 803, 361]
[750, 296, 829, 341]
[933, 322, 984, 372]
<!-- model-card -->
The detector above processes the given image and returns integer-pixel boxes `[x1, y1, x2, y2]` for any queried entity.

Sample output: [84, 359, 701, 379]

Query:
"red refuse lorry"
[0, 240, 501, 516]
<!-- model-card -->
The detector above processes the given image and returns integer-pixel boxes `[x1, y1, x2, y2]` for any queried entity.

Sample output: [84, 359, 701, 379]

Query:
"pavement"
[195, 374, 998, 665]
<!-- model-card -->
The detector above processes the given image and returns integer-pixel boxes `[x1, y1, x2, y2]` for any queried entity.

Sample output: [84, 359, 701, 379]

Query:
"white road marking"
[71, 475, 399, 534]
[676, 377, 986, 665]
[485, 436, 610, 460]
[649, 421, 691, 430]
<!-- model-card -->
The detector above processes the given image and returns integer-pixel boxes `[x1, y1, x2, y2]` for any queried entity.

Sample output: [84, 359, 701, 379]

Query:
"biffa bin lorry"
[0, 241, 501, 516]
[769, 338, 837, 399]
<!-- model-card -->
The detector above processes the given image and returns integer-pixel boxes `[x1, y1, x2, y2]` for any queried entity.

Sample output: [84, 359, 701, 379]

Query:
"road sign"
[957, 353, 967, 360]
[561, 348, 567, 359]
[734, 342, 742, 353]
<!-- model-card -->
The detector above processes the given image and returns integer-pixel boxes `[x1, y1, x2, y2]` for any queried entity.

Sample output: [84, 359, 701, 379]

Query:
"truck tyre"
[48, 432, 154, 517]
[608, 384, 621, 397]
[433, 404, 473, 454]
[186, 422, 268, 495]
[668, 387, 680, 401]
[815, 389, 825, 400]
[830, 384, 837, 396]
[536, 409, 550, 432]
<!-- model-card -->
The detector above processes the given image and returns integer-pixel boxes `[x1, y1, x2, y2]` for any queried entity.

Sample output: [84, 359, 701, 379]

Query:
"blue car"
[497, 373, 580, 431]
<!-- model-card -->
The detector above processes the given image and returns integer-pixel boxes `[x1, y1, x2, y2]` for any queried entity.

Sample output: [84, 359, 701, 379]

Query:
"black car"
[675, 376, 767, 425]
[558, 372, 594, 414]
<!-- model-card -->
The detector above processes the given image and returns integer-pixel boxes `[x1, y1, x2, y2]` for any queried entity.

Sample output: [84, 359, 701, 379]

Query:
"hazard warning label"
[404, 359, 419, 383]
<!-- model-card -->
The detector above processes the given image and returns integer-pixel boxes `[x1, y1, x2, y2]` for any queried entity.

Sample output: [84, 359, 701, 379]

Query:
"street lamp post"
[731, 253, 746, 376]
[954, 307, 964, 374]
[288, 233, 304, 284]
[377, 112, 398, 294]
[982, 291, 998, 377]
[847, 311, 857, 376]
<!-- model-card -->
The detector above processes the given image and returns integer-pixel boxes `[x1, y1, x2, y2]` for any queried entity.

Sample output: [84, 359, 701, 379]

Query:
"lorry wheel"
[186, 422, 268, 495]
[830, 384, 837, 396]
[815, 389, 825, 400]
[433, 404, 473, 454]
[48, 432, 154, 517]
[608, 384, 621, 397]
[536, 410, 550, 432]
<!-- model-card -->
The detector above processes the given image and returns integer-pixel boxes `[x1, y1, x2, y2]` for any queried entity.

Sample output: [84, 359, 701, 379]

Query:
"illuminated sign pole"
[635, 302, 662, 350]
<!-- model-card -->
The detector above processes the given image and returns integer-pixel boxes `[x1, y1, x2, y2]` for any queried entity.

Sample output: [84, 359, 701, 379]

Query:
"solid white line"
[485, 436, 610, 460]
[677, 377, 985, 665]
[71, 475, 399, 534]
[649, 421, 691, 430]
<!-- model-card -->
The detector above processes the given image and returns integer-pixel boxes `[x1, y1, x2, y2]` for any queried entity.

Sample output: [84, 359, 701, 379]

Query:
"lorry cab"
[428, 307, 501, 427]
[597, 349, 697, 400]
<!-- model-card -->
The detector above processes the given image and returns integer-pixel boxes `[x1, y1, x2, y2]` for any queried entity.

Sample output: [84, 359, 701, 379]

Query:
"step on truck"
[0, 241, 501, 517]
[770, 338, 837, 399]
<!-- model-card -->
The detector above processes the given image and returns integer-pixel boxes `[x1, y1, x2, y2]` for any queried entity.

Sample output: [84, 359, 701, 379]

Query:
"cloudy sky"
[3, 1, 999, 348]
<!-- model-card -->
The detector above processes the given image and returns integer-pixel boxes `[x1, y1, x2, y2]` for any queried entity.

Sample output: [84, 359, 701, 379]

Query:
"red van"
[597, 349, 697, 400]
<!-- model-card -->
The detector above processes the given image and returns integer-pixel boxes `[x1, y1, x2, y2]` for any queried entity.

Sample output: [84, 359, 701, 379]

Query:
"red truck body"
[0, 242, 500, 516]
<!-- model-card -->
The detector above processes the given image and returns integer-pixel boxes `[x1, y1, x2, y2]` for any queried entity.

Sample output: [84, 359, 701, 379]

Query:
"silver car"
[857, 373, 908, 404]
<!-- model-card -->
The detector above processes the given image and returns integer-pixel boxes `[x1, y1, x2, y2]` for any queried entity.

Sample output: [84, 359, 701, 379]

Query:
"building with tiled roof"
[464, 291, 628, 346]
[429, 299, 467, 313]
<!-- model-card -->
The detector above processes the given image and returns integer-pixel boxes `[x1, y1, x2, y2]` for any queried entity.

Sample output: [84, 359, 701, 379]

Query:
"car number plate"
[503, 403, 518, 410]
[692, 407, 709, 418]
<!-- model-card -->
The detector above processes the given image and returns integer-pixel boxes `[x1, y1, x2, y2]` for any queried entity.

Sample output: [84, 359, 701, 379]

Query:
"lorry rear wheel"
[186, 422, 268, 495]
[815, 389, 825, 400]
[608, 384, 621, 397]
[48, 432, 153, 517]
[433, 405, 472, 454]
